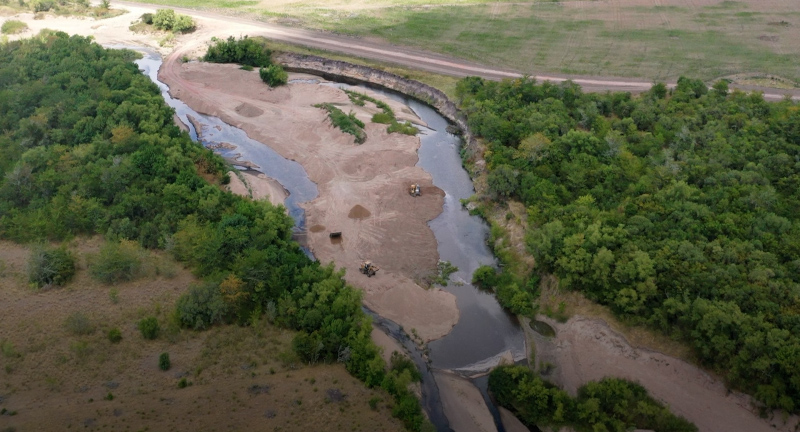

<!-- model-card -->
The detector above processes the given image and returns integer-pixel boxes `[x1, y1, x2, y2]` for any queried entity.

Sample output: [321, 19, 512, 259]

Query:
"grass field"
[0, 238, 403, 432]
[137, 0, 800, 84]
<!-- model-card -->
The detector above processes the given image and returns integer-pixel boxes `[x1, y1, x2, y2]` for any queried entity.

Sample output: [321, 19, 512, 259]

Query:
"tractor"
[359, 261, 379, 277]
[409, 183, 421, 197]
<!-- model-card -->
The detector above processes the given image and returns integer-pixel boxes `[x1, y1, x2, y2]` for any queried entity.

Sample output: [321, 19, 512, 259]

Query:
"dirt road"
[115, 0, 800, 101]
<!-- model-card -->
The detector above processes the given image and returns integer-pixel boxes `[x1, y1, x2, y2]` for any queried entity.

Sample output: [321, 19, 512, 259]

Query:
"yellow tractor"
[409, 183, 421, 197]
[359, 261, 379, 277]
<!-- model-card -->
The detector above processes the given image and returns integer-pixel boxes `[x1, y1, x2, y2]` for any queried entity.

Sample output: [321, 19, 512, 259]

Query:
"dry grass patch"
[0, 239, 403, 432]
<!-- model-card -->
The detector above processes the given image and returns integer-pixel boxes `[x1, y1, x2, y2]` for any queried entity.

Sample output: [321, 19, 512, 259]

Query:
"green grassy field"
[136, 0, 800, 84]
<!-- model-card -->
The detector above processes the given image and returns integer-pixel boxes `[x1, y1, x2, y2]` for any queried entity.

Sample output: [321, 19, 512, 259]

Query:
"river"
[129, 47, 526, 432]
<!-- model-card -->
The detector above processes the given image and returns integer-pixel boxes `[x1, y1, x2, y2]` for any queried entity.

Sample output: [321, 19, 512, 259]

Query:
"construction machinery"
[359, 261, 379, 277]
[409, 183, 421, 197]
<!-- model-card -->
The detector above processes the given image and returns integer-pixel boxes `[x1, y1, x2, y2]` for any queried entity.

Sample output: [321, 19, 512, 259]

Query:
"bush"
[138, 316, 160, 340]
[89, 240, 144, 284]
[140, 12, 153, 24]
[159, 352, 170, 371]
[152, 9, 194, 32]
[472, 265, 497, 288]
[387, 121, 418, 136]
[259, 64, 287, 87]
[315, 103, 366, 144]
[152, 9, 176, 30]
[203, 35, 272, 67]
[65, 312, 95, 336]
[28, 245, 76, 288]
[371, 112, 393, 124]
[175, 282, 229, 329]
[172, 14, 195, 33]
[30, 0, 52, 11]
[107, 328, 122, 343]
[1, 20, 28, 35]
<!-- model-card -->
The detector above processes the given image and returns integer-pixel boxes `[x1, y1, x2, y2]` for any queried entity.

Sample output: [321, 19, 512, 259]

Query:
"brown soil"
[498, 406, 529, 432]
[309, 224, 326, 233]
[370, 327, 405, 365]
[0, 240, 403, 432]
[528, 315, 800, 432]
[235, 102, 264, 117]
[434, 371, 497, 432]
[226, 170, 288, 207]
[347, 204, 371, 219]
[159, 53, 458, 342]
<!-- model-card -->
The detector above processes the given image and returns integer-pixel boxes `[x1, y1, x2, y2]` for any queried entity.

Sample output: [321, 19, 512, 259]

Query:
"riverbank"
[159, 55, 459, 343]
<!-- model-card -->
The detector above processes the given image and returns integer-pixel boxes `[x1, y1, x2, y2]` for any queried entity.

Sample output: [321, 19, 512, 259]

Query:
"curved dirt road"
[118, 0, 800, 101]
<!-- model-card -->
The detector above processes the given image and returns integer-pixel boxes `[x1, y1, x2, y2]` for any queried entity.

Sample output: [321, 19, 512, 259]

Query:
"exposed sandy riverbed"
[159, 55, 459, 342]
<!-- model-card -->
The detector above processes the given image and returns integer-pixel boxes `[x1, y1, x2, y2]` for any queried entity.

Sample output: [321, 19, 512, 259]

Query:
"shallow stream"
[129, 47, 526, 432]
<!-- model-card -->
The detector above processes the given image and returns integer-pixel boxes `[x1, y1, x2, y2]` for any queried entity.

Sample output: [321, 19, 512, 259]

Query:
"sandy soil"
[159, 55, 458, 341]
[433, 371, 497, 432]
[226, 170, 288, 207]
[528, 315, 800, 432]
[497, 406, 529, 432]
[370, 327, 406, 365]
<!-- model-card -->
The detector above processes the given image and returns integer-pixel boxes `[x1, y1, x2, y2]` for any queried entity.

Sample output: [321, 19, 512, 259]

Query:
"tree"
[488, 164, 517, 198]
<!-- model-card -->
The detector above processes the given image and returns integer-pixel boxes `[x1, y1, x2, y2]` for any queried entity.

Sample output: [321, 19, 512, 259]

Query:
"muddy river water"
[130, 47, 526, 431]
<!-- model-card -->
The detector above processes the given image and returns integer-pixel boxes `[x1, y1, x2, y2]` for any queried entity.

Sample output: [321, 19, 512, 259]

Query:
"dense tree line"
[0, 33, 427, 431]
[458, 75, 800, 413]
[490, 365, 697, 432]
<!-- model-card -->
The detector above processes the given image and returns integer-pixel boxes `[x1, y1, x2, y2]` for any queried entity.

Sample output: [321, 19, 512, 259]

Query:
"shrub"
[140, 12, 153, 24]
[107, 328, 122, 343]
[389, 351, 421, 382]
[239, 65, 253, 71]
[315, 103, 366, 144]
[152, 9, 176, 30]
[65, 312, 95, 336]
[472, 265, 497, 289]
[368, 396, 381, 410]
[172, 14, 195, 33]
[30, 0, 52, 11]
[89, 240, 144, 284]
[175, 282, 229, 329]
[203, 35, 272, 67]
[28, 245, 76, 288]
[138, 316, 160, 340]
[387, 121, 418, 136]
[371, 112, 393, 124]
[1, 20, 28, 35]
[259, 64, 287, 87]
[159, 352, 170, 371]
[178, 377, 189, 388]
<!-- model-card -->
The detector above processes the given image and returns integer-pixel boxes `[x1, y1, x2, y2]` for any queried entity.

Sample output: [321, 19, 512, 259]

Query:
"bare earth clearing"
[0, 240, 403, 432]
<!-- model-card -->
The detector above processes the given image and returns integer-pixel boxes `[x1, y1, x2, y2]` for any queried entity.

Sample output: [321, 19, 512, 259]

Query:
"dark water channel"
[126, 47, 526, 431]
[331, 83, 526, 374]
